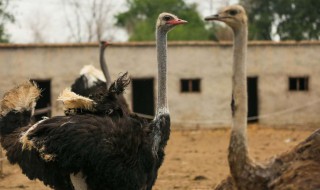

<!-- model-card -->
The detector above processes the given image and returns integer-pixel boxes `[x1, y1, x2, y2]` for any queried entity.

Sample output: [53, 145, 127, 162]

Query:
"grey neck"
[228, 25, 250, 179]
[99, 46, 112, 88]
[155, 29, 169, 116]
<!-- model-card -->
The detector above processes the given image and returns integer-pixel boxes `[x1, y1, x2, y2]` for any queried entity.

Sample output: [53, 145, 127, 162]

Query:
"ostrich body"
[67, 41, 129, 116]
[70, 64, 106, 98]
[205, 5, 320, 190]
[60, 72, 131, 119]
[70, 41, 111, 97]
[0, 13, 186, 190]
[0, 82, 74, 190]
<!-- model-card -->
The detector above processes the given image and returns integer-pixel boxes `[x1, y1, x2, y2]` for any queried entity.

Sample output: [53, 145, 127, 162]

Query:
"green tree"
[241, 0, 320, 41]
[0, 0, 14, 43]
[116, 0, 210, 41]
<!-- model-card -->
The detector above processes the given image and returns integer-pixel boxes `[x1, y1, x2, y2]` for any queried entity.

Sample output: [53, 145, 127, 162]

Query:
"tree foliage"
[0, 0, 14, 43]
[116, 0, 210, 41]
[241, 0, 320, 41]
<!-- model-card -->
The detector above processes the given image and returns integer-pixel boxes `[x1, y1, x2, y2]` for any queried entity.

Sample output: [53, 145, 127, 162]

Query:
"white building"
[0, 41, 319, 127]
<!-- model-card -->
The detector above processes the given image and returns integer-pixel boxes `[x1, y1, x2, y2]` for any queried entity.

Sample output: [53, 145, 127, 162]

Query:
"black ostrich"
[59, 72, 131, 119]
[0, 13, 187, 190]
[71, 41, 112, 96]
[66, 41, 129, 117]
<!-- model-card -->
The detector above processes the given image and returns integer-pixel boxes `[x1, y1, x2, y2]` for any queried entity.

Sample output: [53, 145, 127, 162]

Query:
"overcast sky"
[6, 0, 238, 43]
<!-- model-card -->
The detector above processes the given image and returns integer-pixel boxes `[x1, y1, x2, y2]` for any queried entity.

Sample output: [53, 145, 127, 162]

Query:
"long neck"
[150, 29, 170, 157]
[228, 25, 251, 180]
[99, 46, 112, 88]
[155, 29, 169, 116]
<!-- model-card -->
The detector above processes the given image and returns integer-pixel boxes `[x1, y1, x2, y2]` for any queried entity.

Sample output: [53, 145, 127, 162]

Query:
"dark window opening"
[180, 79, 201, 93]
[132, 78, 155, 116]
[247, 77, 259, 123]
[289, 77, 309, 91]
[31, 80, 51, 121]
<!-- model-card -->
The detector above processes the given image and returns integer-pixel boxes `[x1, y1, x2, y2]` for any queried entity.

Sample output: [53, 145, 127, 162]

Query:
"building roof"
[0, 41, 319, 49]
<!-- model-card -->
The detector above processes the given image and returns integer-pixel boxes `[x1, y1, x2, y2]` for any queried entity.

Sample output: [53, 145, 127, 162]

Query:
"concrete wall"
[247, 43, 320, 126]
[0, 41, 319, 127]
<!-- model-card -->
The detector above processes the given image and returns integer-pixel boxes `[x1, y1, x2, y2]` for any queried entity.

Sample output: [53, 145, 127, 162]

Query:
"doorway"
[247, 77, 259, 122]
[132, 78, 155, 116]
[31, 79, 51, 121]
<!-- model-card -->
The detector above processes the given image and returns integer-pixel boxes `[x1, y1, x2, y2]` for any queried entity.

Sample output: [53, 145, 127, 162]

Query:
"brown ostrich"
[205, 5, 320, 190]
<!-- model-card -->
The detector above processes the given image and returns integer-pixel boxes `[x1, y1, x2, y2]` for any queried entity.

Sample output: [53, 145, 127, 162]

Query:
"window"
[289, 77, 309, 91]
[180, 79, 201, 93]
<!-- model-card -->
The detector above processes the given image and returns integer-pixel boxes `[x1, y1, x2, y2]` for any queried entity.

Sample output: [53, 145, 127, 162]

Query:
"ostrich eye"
[229, 10, 238, 16]
[163, 15, 172, 21]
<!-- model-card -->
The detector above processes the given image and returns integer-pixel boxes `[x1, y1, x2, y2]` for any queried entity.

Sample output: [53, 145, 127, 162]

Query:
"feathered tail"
[108, 72, 130, 95]
[0, 81, 41, 136]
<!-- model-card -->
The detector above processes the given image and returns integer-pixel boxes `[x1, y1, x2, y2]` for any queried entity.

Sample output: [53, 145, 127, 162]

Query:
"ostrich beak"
[100, 41, 112, 46]
[105, 41, 112, 46]
[167, 19, 188, 25]
[204, 14, 221, 21]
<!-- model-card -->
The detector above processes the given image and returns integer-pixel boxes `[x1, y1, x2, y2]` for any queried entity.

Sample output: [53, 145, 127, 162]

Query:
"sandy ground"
[0, 124, 316, 190]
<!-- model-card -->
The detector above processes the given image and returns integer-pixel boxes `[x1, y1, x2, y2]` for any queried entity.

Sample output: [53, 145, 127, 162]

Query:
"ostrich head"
[99, 41, 110, 50]
[156, 12, 187, 32]
[205, 5, 247, 30]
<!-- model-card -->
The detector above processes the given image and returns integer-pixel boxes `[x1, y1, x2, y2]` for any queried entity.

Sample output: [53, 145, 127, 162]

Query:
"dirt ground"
[0, 124, 316, 190]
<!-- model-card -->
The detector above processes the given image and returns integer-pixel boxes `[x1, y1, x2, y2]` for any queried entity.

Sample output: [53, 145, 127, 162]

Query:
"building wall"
[247, 44, 320, 126]
[0, 42, 319, 127]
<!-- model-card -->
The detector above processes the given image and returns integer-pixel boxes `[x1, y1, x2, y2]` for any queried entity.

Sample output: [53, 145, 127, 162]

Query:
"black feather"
[68, 72, 130, 118]
[0, 112, 74, 190]
[108, 72, 131, 96]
